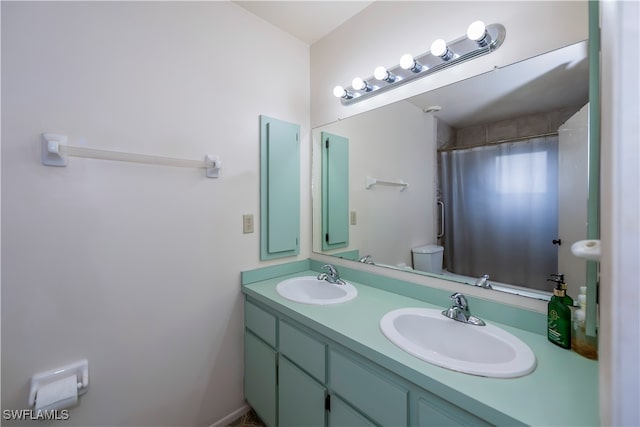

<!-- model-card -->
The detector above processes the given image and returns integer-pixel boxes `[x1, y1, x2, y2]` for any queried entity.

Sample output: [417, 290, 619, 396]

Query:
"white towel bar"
[41, 133, 221, 178]
[365, 176, 408, 191]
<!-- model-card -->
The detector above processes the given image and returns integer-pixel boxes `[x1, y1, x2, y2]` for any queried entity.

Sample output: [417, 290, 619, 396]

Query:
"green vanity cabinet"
[243, 298, 494, 427]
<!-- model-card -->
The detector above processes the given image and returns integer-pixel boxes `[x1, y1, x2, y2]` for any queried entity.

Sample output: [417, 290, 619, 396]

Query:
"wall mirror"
[312, 40, 593, 301]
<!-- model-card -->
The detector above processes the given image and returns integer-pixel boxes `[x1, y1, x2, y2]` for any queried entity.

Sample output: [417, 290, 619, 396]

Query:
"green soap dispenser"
[548, 282, 572, 349]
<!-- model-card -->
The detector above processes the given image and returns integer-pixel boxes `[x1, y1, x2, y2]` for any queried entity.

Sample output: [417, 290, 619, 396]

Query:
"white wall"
[312, 101, 436, 267]
[311, 1, 588, 127]
[1, 2, 309, 426]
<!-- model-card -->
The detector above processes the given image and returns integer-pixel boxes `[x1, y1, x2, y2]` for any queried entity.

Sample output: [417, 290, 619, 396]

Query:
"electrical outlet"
[350, 210, 357, 225]
[243, 214, 254, 234]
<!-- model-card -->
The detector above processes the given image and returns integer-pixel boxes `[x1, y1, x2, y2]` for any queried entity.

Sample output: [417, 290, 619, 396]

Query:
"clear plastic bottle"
[571, 286, 598, 359]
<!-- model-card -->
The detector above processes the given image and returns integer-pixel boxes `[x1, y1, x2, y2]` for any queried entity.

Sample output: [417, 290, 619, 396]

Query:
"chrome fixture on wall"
[333, 21, 506, 105]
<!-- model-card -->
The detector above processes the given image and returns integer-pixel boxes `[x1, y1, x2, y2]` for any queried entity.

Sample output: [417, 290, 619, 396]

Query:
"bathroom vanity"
[242, 261, 599, 426]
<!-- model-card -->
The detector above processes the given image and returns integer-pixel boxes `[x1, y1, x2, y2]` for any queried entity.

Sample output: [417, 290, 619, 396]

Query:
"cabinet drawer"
[245, 300, 276, 347]
[329, 349, 408, 426]
[416, 392, 493, 427]
[279, 320, 326, 382]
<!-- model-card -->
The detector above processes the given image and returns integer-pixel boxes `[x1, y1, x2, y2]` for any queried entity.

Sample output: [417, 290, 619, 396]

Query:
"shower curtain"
[439, 136, 559, 291]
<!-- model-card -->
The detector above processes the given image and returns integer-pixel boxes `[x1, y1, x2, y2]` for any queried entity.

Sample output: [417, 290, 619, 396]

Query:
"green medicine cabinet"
[260, 115, 300, 260]
[321, 132, 349, 251]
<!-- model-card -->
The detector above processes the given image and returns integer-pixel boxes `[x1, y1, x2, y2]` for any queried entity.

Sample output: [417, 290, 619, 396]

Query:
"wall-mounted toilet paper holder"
[28, 359, 89, 408]
[571, 239, 602, 261]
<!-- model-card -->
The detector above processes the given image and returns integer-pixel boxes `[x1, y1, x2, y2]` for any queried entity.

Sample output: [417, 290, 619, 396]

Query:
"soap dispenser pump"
[547, 273, 574, 308]
[547, 279, 571, 349]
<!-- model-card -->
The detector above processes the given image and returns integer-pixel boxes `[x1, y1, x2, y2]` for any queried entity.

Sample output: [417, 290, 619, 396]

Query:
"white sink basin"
[276, 276, 358, 305]
[380, 308, 536, 378]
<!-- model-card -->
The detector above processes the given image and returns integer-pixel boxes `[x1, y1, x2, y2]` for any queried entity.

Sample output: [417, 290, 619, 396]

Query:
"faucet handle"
[450, 292, 468, 310]
[321, 264, 338, 276]
[475, 274, 492, 289]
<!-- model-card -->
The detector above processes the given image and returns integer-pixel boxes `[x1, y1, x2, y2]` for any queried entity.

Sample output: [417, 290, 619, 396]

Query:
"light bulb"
[352, 77, 372, 92]
[333, 85, 353, 99]
[467, 20, 489, 45]
[374, 66, 396, 83]
[400, 54, 415, 69]
[431, 38, 453, 61]
[400, 54, 423, 73]
[374, 66, 387, 80]
[431, 39, 447, 57]
[333, 85, 345, 98]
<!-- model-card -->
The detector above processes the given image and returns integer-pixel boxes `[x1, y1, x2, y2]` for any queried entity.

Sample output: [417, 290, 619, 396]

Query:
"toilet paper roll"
[35, 375, 78, 412]
[571, 239, 601, 261]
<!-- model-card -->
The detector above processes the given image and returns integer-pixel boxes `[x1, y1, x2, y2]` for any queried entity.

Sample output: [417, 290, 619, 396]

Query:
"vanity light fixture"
[373, 66, 397, 83]
[333, 21, 506, 105]
[352, 77, 373, 92]
[431, 39, 454, 61]
[333, 85, 353, 99]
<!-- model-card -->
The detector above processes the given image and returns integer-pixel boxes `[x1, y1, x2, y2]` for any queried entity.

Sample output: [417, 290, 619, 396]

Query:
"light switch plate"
[350, 211, 357, 225]
[243, 214, 254, 234]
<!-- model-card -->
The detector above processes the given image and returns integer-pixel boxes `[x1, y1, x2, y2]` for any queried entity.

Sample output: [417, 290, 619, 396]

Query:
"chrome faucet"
[358, 255, 374, 264]
[442, 292, 486, 326]
[317, 264, 346, 285]
[474, 274, 492, 289]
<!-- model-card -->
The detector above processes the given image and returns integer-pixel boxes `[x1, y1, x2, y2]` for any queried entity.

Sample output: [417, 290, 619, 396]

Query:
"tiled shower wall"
[437, 105, 584, 149]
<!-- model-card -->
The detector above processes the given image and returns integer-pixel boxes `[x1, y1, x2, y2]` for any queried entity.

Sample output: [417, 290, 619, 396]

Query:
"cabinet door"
[260, 115, 300, 260]
[321, 131, 349, 250]
[244, 332, 277, 427]
[329, 395, 375, 427]
[278, 356, 326, 427]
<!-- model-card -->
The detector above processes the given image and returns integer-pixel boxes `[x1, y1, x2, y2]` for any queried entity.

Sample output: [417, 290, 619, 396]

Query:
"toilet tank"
[411, 245, 444, 274]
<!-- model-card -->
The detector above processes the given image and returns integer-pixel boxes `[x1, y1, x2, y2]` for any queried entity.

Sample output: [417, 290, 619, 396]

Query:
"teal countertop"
[242, 268, 599, 426]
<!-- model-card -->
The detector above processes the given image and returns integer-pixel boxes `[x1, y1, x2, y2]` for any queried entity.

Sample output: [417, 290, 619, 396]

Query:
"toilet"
[411, 245, 444, 274]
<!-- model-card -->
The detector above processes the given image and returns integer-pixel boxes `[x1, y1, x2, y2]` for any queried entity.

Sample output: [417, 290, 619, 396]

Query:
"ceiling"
[233, 1, 374, 44]
[407, 41, 590, 128]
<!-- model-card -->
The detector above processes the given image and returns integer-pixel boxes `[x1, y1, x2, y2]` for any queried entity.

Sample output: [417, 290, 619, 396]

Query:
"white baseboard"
[209, 404, 250, 427]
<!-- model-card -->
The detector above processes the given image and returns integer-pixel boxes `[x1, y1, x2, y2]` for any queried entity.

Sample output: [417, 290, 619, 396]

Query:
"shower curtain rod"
[437, 131, 559, 153]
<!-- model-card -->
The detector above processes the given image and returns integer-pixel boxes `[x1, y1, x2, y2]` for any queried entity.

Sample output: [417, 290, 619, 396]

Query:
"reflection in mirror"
[312, 41, 591, 301]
